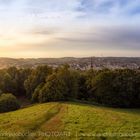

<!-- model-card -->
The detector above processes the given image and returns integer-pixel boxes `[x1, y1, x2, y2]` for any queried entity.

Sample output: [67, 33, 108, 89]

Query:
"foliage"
[91, 69, 140, 107]
[0, 65, 140, 108]
[0, 67, 31, 96]
[24, 65, 52, 98]
[35, 65, 79, 102]
[31, 83, 44, 103]
[0, 93, 20, 113]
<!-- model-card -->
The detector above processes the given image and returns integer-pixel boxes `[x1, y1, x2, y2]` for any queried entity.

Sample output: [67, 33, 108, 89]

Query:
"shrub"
[0, 93, 20, 113]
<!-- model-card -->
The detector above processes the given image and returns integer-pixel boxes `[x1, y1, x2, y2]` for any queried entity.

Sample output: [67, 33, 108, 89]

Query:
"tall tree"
[24, 65, 52, 98]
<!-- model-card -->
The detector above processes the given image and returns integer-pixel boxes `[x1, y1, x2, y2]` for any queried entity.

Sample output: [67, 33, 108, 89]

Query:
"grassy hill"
[0, 102, 140, 140]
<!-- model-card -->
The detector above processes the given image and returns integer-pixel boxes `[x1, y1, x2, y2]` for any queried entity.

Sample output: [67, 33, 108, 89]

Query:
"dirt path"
[20, 103, 64, 140]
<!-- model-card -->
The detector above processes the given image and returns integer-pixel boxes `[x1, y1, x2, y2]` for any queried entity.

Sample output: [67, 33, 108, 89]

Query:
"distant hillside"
[0, 57, 140, 69]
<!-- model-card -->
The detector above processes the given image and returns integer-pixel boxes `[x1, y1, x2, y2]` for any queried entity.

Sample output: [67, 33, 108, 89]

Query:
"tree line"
[0, 65, 140, 112]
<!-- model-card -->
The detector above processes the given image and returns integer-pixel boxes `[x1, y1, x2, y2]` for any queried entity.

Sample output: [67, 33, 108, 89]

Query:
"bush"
[0, 93, 20, 113]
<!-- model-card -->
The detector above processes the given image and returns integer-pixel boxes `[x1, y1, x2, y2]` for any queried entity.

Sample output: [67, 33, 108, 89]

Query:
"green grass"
[0, 102, 139, 140]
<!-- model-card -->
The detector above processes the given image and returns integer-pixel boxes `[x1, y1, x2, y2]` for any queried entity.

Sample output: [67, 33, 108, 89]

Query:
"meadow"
[0, 102, 140, 140]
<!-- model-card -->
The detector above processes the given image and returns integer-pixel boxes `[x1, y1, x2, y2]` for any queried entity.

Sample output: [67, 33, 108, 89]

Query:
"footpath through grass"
[0, 102, 139, 140]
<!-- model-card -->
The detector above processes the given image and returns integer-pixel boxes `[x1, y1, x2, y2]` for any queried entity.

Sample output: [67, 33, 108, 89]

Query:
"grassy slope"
[0, 102, 139, 140]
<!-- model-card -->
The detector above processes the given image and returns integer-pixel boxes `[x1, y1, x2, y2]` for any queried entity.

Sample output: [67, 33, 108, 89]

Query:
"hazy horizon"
[0, 56, 140, 59]
[0, 0, 140, 58]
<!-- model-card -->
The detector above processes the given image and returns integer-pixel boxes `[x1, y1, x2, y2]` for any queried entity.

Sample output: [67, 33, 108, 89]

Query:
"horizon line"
[0, 56, 140, 59]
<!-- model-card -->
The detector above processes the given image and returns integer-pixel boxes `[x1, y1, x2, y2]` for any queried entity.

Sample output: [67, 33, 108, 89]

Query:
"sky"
[0, 0, 140, 58]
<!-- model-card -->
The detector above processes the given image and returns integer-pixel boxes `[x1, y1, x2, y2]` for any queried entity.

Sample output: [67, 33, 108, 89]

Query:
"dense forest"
[0, 65, 140, 113]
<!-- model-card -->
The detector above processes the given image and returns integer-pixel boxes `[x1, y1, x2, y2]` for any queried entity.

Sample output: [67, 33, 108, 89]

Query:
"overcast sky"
[0, 0, 140, 58]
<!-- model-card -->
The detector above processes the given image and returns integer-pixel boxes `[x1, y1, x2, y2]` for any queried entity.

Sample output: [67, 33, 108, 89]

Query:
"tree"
[1, 73, 17, 94]
[24, 65, 52, 98]
[56, 65, 79, 99]
[0, 67, 31, 97]
[31, 83, 44, 103]
[77, 72, 88, 100]
[33, 65, 79, 103]
[15, 68, 31, 96]
[0, 93, 20, 113]
[38, 73, 67, 102]
[91, 69, 140, 107]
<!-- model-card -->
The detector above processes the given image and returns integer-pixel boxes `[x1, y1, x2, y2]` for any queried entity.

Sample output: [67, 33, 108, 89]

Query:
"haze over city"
[0, 0, 140, 58]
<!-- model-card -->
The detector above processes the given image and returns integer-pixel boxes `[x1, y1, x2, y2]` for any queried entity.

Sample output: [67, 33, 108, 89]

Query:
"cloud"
[56, 25, 140, 50]
[29, 27, 59, 36]
[76, 0, 140, 18]
[0, 0, 140, 57]
[0, 0, 15, 5]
